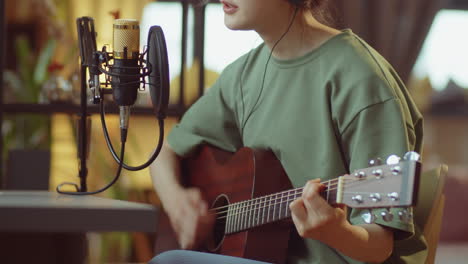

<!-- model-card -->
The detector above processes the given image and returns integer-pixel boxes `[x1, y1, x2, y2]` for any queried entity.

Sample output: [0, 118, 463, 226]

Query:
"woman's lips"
[221, 1, 238, 14]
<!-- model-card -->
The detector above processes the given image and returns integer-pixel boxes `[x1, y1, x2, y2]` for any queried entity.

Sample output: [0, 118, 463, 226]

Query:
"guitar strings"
[215, 185, 396, 222]
[208, 177, 346, 213]
[209, 177, 361, 213]
[215, 188, 343, 221]
[210, 185, 348, 218]
[215, 190, 339, 221]
[211, 178, 365, 218]
[212, 182, 367, 232]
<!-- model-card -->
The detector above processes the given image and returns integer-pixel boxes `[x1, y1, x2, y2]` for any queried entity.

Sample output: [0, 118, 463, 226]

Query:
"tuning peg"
[381, 210, 394, 222]
[372, 169, 383, 178]
[361, 210, 376, 224]
[391, 165, 402, 175]
[368, 158, 382, 167]
[398, 209, 413, 222]
[387, 192, 399, 201]
[353, 171, 366, 179]
[352, 195, 364, 204]
[386, 155, 401, 165]
[403, 151, 421, 162]
[369, 193, 382, 202]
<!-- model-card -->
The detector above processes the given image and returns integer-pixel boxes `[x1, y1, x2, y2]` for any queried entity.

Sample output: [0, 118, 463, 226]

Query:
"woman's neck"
[258, 10, 341, 60]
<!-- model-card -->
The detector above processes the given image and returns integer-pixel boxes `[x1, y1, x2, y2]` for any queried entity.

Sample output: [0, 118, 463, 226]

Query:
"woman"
[149, 0, 425, 263]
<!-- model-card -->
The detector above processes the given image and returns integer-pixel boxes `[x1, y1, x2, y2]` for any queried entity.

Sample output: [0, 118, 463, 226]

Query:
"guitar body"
[155, 146, 293, 263]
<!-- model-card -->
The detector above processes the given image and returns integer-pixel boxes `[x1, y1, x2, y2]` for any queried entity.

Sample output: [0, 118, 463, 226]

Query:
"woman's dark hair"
[297, 0, 337, 27]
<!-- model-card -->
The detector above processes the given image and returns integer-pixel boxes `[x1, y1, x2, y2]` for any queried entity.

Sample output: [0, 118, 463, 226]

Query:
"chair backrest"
[414, 164, 448, 264]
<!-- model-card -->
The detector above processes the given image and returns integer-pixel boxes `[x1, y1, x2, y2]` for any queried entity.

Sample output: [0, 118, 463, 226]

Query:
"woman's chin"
[224, 21, 250, 31]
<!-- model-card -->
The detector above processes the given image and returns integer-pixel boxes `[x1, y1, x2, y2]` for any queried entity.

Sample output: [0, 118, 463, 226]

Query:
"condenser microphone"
[111, 19, 141, 131]
[59, 16, 170, 195]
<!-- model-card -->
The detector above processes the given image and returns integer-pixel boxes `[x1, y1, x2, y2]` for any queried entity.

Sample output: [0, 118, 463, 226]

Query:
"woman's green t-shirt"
[167, 29, 425, 264]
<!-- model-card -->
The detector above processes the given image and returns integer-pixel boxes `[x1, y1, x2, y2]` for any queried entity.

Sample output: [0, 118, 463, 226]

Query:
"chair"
[414, 164, 448, 264]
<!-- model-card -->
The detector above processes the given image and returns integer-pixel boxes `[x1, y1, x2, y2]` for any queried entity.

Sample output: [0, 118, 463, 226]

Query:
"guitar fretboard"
[223, 184, 338, 234]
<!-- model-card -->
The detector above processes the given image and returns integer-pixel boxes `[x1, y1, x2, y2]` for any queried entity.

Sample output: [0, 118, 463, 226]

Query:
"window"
[204, 3, 261, 73]
[141, 2, 193, 83]
[413, 9, 468, 91]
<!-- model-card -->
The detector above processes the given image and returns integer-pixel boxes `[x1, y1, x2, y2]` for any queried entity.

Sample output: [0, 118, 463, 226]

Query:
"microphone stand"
[77, 63, 89, 192]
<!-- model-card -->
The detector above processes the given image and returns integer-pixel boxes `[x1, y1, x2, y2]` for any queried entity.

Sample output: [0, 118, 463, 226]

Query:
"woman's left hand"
[289, 179, 349, 242]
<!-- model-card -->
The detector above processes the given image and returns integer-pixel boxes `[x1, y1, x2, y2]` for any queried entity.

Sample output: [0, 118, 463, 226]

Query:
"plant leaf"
[33, 38, 57, 86]
[15, 36, 34, 101]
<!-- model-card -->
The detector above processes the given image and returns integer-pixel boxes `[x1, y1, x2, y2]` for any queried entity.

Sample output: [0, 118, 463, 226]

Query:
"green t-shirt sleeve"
[340, 98, 418, 239]
[167, 78, 243, 157]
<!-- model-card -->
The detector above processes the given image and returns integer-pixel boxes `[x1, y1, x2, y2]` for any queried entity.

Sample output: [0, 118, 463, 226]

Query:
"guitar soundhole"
[207, 194, 229, 252]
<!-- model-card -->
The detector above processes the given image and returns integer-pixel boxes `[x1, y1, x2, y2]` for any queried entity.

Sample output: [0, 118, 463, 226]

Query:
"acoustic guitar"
[155, 145, 421, 263]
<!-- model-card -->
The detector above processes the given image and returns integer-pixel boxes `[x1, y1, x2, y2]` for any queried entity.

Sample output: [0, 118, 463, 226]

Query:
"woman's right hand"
[165, 187, 215, 250]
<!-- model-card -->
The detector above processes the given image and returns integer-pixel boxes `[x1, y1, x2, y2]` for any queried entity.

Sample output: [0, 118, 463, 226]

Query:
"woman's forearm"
[320, 222, 394, 263]
[149, 142, 184, 207]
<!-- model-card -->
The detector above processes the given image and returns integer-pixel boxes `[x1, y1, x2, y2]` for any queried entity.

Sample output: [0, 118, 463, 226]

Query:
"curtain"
[331, 0, 449, 83]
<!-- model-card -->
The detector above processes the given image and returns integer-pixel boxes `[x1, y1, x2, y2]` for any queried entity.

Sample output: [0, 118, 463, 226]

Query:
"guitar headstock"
[336, 152, 421, 209]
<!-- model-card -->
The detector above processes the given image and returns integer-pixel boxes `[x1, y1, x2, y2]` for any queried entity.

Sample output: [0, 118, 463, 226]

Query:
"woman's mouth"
[221, 1, 238, 15]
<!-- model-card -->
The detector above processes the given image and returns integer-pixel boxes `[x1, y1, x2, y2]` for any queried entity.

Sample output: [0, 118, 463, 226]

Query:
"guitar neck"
[224, 184, 338, 234]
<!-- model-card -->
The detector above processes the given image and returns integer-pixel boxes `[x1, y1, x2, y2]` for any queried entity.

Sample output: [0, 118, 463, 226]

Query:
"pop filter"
[147, 26, 170, 119]
[76, 17, 101, 103]
[76, 17, 97, 67]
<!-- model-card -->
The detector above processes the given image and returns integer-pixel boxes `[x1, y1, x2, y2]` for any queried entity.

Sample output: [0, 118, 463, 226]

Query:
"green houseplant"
[3, 36, 56, 143]
[2, 36, 57, 188]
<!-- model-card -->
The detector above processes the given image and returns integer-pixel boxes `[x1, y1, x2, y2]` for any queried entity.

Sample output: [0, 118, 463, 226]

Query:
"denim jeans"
[149, 250, 273, 264]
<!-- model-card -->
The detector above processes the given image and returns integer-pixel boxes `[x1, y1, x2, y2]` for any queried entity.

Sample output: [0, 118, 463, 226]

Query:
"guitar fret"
[250, 200, 255, 227]
[250, 200, 254, 228]
[289, 189, 299, 218]
[226, 204, 231, 234]
[259, 197, 263, 225]
[247, 200, 251, 230]
[281, 191, 286, 220]
[282, 191, 287, 219]
[239, 201, 245, 232]
[247, 200, 252, 230]
[251, 199, 256, 228]
[268, 195, 274, 223]
[272, 194, 276, 223]
[240, 201, 245, 232]
[242, 200, 250, 230]
[244, 200, 249, 230]
[278, 193, 283, 219]
[267, 196, 271, 222]
[246, 200, 250, 230]
[272, 193, 278, 221]
[230, 203, 235, 233]
[278, 193, 283, 221]
[239, 201, 243, 231]
[284, 191, 289, 218]
[261, 196, 265, 225]
[232, 203, 239, 232]
[253, 199, 258, 227]
[286, 190, 292, 218]
[230, 204, 235, 233]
